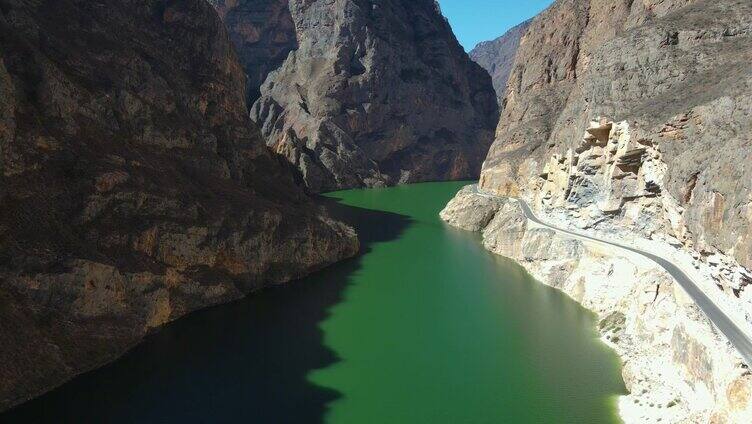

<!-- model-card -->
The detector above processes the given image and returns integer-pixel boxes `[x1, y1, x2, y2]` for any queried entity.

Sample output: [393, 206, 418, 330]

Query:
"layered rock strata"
[498, 115, 752, 330]
[0, 0, 357, 411]
[480, 0, 752, 276]
[442, 186, 752, 423]
[224, 0, 500, 192]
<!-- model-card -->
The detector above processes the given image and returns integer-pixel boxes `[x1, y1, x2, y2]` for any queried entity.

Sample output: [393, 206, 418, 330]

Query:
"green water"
[3, 181, 625, 423]
[314, 181, 625, 423]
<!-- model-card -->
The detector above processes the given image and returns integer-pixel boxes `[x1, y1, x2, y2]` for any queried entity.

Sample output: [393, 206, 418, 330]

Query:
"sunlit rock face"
[444, 1, 752, 421]
[491, 113, 752, 323]
[533, 119, 666, 228]
[0, 0, 357, 411]
[479, 0, 752, 271]
[213, 0, 499, 192]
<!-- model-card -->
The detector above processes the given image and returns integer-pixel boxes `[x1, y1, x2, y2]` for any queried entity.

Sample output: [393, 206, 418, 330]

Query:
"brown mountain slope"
[0, 0, 357, 411]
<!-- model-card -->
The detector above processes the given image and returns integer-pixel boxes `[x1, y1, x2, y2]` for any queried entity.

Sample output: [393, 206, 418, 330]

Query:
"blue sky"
[438, 0, 554, 51]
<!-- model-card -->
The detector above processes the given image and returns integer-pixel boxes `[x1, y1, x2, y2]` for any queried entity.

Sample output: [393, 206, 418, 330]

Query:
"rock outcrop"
[0, 0, 358, 411]
[220, 0, 499, 192]
[442, 187, 752, 423]
[469, 19, 531, 103]
[479, 0, 752, 285]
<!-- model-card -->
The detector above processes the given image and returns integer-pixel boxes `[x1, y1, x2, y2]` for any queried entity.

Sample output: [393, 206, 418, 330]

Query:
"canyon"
[1, 0, 750, 421]
[2, 182, 627, 423]
[0, 0, 499, 414]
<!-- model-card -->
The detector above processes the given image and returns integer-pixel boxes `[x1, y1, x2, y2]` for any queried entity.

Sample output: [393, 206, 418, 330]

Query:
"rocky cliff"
[215, 0, 499, 192]
[208, 0, 297, 105]
[469, 19, 531, 103]
[478, 0, 752, 295]
[0, 0, 357, 411]
[444, 0, 752, 421]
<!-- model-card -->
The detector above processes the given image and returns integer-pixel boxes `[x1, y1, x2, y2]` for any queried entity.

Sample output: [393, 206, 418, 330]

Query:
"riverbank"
[3, 182, 625, 423]
[441, 185, 752, 423]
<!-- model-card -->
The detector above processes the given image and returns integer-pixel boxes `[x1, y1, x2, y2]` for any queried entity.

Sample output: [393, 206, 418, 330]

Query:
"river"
[2, 182, 625, 423]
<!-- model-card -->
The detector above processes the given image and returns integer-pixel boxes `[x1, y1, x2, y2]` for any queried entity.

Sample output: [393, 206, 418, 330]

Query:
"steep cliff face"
[451, 2, 752, 419]
[480, 0, 752, 271]
[469, 19, 531, 103]
[208, 0, 298, 105]
[0, 0, 357, 411]
[227, 0, 499, 192]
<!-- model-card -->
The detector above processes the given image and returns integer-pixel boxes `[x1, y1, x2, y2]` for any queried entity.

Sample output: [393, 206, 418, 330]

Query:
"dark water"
[3, 182, 625, 423]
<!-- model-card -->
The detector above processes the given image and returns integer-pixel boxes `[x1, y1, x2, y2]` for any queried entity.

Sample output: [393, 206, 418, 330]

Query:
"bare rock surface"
[0, 0, 357, 411]
[207, 0, 298, 105]
[439, 185, 503, 231]
[469, 19, 531, 103]
[479, 0, 752, 272]
[442, 0, 752, 421]
[230, 0, 499, 192]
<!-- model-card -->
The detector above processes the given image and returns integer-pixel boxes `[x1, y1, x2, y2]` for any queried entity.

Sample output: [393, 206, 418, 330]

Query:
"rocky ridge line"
[469, 19, 532, 104]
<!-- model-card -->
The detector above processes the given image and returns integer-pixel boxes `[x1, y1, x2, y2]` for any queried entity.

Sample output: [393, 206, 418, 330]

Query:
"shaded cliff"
[0, 0, 357, 411]
[208, 0, 298, 105]
[479, 0, 752, 273]
[469, 19, 531, 103]
[214, 0, 499, 192]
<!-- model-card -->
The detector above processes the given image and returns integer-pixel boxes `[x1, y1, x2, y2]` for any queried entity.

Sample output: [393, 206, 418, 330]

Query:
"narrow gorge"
[0, 0, 500, 414]
[1, 0, 751, 422]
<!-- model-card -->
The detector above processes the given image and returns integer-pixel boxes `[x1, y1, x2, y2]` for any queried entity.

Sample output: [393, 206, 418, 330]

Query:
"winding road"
[471, 185, 752, 366]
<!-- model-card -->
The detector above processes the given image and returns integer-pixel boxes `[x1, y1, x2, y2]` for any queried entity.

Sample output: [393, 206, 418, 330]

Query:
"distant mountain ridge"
[469, 19, 532, 103]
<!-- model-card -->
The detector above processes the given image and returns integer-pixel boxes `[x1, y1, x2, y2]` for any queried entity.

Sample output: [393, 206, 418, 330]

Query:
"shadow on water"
[1, 199, 411, 424]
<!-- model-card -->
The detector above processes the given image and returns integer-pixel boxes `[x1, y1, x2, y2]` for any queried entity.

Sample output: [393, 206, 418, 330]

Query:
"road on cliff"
[471, 185, 752, 366]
